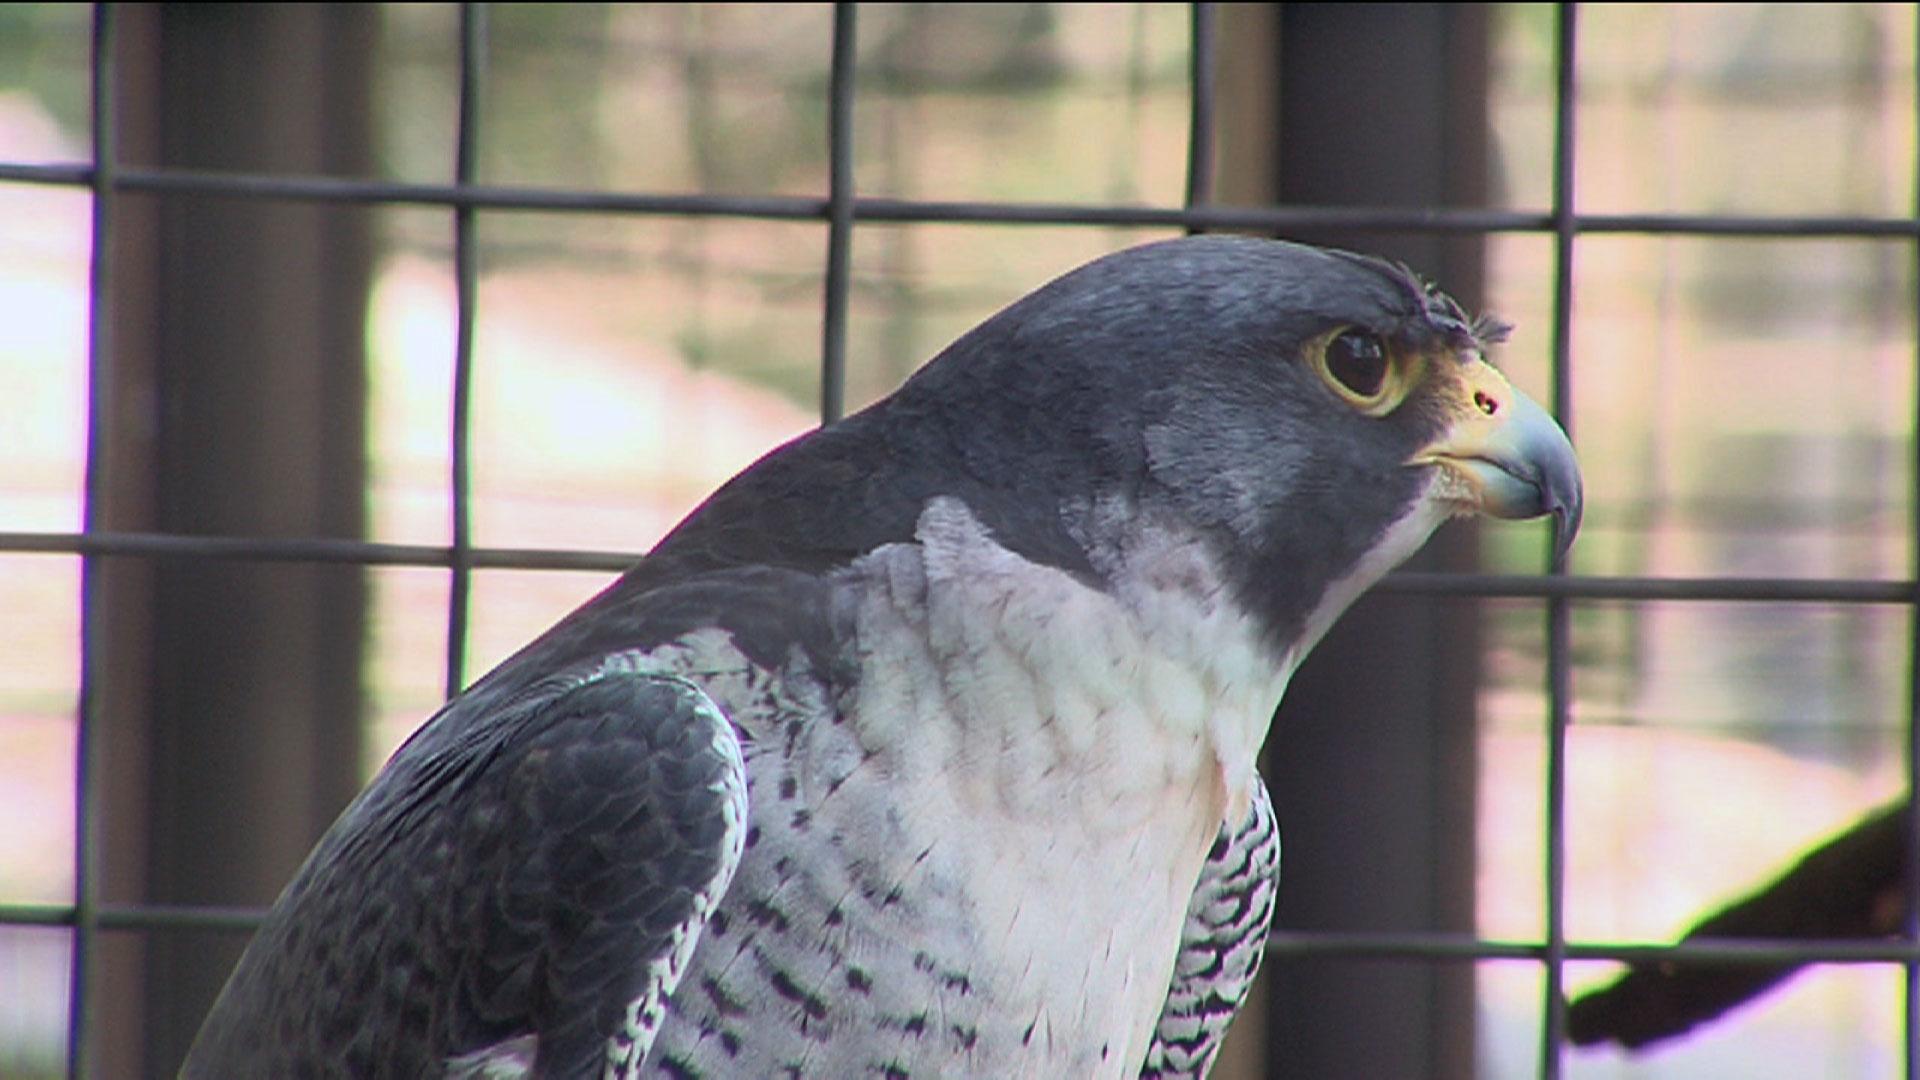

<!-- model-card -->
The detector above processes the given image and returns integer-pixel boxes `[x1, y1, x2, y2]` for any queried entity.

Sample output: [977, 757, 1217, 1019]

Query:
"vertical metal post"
[820, 2, 856, 425]
[1906, 16, 1920, 1080]
[1184, 3, 1216, 229]
[1539, 6, 1579, 1078]
[94, 7, 376, 1071]
[447, 2, 485, 698]
[1262, 7, 1491, 1077]
[71, 5, 118, 1075]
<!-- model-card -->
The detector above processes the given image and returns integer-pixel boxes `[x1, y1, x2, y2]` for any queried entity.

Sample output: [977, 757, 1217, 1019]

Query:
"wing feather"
[1139, 780, 1280, 1079]
[183, 671, 747, 1080]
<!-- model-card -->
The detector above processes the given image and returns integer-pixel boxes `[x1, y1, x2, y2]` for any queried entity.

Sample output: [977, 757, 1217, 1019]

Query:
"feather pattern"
[1140, 782, 1281, 1079]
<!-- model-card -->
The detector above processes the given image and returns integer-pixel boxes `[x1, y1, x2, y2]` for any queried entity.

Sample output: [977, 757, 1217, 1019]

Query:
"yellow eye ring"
[1306, 326, 1418, 416]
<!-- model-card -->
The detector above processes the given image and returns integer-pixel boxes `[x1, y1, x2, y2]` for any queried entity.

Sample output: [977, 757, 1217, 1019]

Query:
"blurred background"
[0, 3, 1914, 1077]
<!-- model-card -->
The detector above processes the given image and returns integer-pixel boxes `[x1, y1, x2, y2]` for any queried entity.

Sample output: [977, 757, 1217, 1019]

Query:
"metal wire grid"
[0, 3, 1914, 1076]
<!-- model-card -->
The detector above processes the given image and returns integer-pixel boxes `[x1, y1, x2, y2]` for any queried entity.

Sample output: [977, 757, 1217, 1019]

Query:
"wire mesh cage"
[1, 4, 1917, 1077]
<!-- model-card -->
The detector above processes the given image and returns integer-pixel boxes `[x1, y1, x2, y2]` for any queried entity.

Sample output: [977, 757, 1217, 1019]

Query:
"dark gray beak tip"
[1545, 455, 1584, 566]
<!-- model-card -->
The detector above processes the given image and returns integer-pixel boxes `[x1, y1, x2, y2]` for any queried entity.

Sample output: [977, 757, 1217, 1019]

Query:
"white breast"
[836, 497, 1293, 1076]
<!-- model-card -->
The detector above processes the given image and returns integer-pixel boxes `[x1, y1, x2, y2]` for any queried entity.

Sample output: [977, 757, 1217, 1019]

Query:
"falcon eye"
[1306, 326, 1412, 416]
[1325, 330, 1388, 398]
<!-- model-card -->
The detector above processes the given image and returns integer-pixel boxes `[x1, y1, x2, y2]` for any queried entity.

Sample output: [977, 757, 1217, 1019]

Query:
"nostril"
[1474, 390, 1499, 416]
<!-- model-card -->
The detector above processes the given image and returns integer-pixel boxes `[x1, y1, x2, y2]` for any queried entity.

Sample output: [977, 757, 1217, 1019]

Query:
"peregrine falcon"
[184, 236, 1581, 1078]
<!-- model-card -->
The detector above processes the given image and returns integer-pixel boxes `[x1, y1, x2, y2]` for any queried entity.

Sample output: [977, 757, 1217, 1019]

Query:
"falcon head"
[657, 234, 1581, 661]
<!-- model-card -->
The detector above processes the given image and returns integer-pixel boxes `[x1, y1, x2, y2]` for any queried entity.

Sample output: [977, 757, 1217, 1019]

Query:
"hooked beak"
[1411, 360, 1584, 560]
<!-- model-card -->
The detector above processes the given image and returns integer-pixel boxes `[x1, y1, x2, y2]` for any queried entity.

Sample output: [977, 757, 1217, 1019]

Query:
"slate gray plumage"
[184, 236, 1581, 1078]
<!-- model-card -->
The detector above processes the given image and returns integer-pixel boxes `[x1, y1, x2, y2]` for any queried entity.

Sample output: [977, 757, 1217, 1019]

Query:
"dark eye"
[1325, 330, 1388, 398]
